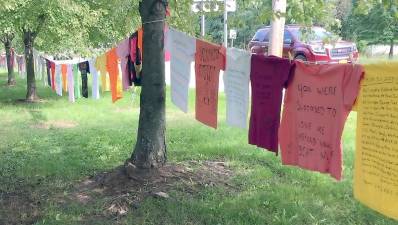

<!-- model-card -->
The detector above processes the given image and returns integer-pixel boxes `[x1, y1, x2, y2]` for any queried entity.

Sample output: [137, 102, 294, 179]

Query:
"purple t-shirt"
[249, 55, 295, 154]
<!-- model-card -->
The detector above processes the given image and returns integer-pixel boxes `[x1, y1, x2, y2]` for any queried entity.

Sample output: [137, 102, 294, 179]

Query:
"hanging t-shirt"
[129, 33, 138, 62]
[41, 57, 47, 86]
[116, 37, 131, 91]
[61, 64, 68, 92]
[50, 62, 56, 91]
[169, 28, 196, 113]
[195, 39, 226, 129]
[106, 48, 123, 103]
[16, 56, 25, 78]
[138, 27, 143, 60]
[95, 53, 110, 92]
[164, 26, 171, 62]
[89, 59, 100, 100]
[223, 48, 251, 129]
[249, 55, 294, 153]
[55, 64, 63, 96]
[79, 61, 90, 98]
[33, 50, 41, 80]
[354, 62, 398, 220]
[279, 61, 363, 180]
[73, 64, 81, 99]
[129, 33, 139, 86]
[46, 59, 52, 87]
[67, 64, 75, 102]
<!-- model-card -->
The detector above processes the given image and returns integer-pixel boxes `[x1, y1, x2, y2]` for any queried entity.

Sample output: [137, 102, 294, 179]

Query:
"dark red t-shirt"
[249, 55, 295, 154]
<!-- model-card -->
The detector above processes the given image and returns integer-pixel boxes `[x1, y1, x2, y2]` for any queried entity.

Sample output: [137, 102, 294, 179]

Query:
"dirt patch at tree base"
[0, 189, 42, 225]
[68, 160, 234, 220]
[15, 98, 47, 104]
[0, 160, 234, 224]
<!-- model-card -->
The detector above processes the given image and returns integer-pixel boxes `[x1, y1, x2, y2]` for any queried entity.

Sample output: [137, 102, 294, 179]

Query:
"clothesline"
[1, 26, 397, 221]
[167, 28, 398, 221]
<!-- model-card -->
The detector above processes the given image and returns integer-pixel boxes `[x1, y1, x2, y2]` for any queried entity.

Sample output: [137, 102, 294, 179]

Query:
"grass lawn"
[0, 68, 397, 225]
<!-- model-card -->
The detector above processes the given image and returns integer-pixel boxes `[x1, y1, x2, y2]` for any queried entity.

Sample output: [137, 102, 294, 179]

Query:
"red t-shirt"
[279, 61, 363, 180]
[249, 55, 295, 154]
[50, 62, 56, 91]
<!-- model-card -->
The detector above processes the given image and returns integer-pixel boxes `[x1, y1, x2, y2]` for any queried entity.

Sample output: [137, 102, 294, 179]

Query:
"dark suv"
[248, 25, 359, 63]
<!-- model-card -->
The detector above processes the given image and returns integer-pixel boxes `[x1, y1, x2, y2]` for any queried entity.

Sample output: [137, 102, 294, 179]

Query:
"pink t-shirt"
[249, 55, 294, 154]
[116, 37, 131, 91]
[279, 61, 363, 180]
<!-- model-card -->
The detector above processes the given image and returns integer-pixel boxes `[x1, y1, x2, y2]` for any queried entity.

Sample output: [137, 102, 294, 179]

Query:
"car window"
[283, 30, 293, 44]
[294, 28, 332, 42]
[252, 29, 269, 42]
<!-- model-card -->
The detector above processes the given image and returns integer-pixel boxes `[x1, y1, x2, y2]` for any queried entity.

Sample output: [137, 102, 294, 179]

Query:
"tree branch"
[32, 14, 47, 39]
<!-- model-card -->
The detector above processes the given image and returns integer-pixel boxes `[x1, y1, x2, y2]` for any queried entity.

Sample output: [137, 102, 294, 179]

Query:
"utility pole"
[223, 0, 228, 47]
[201, 14, 205, 37]
[268, 0, 286, 57]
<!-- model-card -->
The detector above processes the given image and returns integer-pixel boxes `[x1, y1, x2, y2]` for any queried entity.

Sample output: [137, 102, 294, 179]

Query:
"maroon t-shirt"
[249, 55, 295, 154]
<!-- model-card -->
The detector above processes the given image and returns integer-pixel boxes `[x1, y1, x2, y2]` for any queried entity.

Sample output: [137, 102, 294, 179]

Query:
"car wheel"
[294, 54, 307, 62]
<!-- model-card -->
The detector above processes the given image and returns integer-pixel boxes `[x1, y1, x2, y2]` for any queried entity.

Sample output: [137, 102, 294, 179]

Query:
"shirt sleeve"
[343, 64, 364, 109]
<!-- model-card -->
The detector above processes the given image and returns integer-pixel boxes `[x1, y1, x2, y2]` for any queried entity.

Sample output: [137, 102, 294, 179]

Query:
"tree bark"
[130, 0, 167, 169]
[4, 40, 16, 86]
[24, 31, 38, 101]
[389, 38, 394, 59]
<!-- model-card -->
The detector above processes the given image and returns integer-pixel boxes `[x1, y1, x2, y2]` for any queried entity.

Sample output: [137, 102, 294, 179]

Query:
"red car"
[248, 25, 359, 63]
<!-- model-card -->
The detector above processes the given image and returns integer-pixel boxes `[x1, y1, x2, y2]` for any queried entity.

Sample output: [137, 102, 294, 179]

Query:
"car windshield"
[252, 29, 268, 42]
[291, 28, 332, 42]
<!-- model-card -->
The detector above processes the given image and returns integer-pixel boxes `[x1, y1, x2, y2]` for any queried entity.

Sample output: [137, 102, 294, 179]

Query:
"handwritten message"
[223, 48, 250, 129]
[195, 40, 225, 129]
[354, 63, 398, 220]
[293, 82, 337, 173]
[279, 64, 363, 181]
[169, 28, 196, 113]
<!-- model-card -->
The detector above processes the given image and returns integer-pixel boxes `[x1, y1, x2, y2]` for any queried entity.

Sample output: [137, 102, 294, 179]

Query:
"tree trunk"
[130, 0, 167, 169]
[4, 40, 15, 86]
[389, 38, 394, 59]
[24, 31, 38, 101]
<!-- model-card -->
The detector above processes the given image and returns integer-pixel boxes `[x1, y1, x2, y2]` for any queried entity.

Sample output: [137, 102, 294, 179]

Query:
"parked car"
[248, 25, 359, 63]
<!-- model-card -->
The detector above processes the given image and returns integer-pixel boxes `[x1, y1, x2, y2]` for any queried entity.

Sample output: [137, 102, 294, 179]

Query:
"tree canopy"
[0, 0, 396, 61]
[342, 0, 398, 43]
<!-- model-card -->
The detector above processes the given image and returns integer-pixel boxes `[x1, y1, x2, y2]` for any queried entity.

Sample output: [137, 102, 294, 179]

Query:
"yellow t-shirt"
[95, 53, 110, 92]
[354, 62, 398, 220]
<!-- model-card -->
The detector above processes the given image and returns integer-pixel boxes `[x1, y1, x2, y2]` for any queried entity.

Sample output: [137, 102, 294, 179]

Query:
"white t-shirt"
[169, 28, 196, 113]
[223, 48, 251, 129]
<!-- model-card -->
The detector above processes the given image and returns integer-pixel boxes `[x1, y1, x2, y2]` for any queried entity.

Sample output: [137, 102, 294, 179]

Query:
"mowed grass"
[0, 68, 397, 225]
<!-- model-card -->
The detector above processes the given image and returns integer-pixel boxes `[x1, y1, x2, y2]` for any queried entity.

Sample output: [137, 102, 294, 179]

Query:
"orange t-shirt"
[138, 27, 143, 60]
[194, 39, 226, 129]
[61, 64, 68, 92]
[279, 61, 363, 180]
[106, 48, 122, 103]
